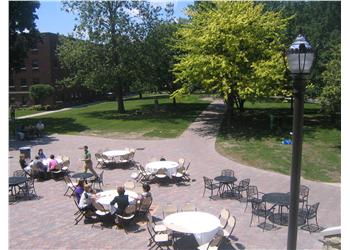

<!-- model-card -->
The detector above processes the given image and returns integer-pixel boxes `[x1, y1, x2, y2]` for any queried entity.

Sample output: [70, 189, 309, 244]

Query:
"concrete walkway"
[8, 100, 340, 249]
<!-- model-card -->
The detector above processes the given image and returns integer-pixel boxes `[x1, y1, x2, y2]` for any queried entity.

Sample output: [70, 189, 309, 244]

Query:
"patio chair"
[223, 215, 237, 238]
[232, 178, 250, 201]
[197, 233, 224, 250]
[116, 204, 137, 234]
[130, 163, 142, 182]
[139, 165, 154, 183]
[147, 213, 167, 233]
[183, 162, 191, 181]
[18, 177, 37, 199]
[91, 202, 110, 229]
[163, 203, 178, 219]
[221, 169, 234, 177]
[250, 199, 275, 232]
[61, 156, 70, 175]
[73, 194, 86, 225]
[155, 168, 168, 184]
[146, 220, 172, 249]
[299, 185, 310, 210]
[244, 185, 264, 212]
[218, 208, 230, 230]
[90, 171, 104, 190]
[299, 202, 320, 233]
[138, 196, 153, 216]
[95, 153, 105, 168]
[202, 176, 221, 199]
[101, 154, 114, 166]
[178, 158, 185, 168]
[181, 202, 196, 212]
[171, 166, 186, 183]
[63, 175, 77, 197]
[13, 169, 26, 177]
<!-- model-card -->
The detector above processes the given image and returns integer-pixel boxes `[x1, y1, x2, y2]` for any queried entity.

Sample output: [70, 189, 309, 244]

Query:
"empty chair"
[250, 200, 275, 231]
[183, 162, 191, 181]
[299, 185, 310, 210]
[223, 215, 237, 238]
[232, 178, 250, 201]
[163, 203, 178, 218]
[197, 233, 224, 250]
[221, 169, 234, 177]
[218, 208, 230, 229]
[90, 171, 104, 190]
[245, 185, 264, 212]
[101, 154, 114, 166]
[203, 176, 221, 199]
[19, 177, 37, 199]
[13, 170, 26, 177]
[95, 153, 105, 168]
[147, 213, 167, 233]
[155, 168, 168, 183]
[299, 202, 320, 233]
[146, 220, 172, 249]
[171, 166, 186, 183]
[181, 202, 196, 212]
[139, 165, 154, 183]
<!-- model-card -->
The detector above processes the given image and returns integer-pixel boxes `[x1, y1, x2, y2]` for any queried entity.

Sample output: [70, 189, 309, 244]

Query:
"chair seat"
[172, 172, 184, 178]
[197, 243, 219, 250]
[154, 224, 167, 232]
[156, 174, 167, 178]
[96, 210, 109, 216]
[117, 214, 135, 220]
[130, 172, 139, 179]
[154, 233, 169, 242]
[61, 167, 68, 171]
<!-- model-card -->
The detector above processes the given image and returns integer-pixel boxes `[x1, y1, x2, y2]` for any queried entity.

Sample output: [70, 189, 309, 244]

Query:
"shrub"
[29, 84, 55, 105]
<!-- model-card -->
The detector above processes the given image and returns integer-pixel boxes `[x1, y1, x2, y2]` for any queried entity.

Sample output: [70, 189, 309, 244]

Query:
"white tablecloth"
[103, 150, 130, 160]
[145, 161, 179, 177]
[96, 189, 138, 214]
[163, 211, 221, 245]
[27, 158, 63, 172]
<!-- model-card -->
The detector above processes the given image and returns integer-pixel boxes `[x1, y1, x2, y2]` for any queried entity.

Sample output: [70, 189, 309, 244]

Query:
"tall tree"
[60, 1, 161, 113]
[9, 1, 40, 71]
[173, 2, 290, 120]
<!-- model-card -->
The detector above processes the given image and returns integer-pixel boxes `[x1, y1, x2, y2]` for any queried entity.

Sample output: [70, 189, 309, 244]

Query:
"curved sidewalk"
[8, 100, 340, 249]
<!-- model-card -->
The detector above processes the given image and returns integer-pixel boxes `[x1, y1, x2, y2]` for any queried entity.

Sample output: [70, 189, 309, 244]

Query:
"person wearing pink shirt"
[48, 154, 59, 171]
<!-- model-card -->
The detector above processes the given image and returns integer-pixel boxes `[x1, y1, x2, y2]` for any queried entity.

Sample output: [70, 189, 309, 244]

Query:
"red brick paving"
[8, 100, 340, 249]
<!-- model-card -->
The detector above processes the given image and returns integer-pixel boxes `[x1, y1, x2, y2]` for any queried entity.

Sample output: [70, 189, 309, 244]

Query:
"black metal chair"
[250, 199, 275, 231]
[232, 178, 250, 201]
[202, 176, 221, 199]
[245, 185, 264, 212]
[299, 185, 310, 210]
[90, 171, 104, 190]
[299, 202, 320, 233]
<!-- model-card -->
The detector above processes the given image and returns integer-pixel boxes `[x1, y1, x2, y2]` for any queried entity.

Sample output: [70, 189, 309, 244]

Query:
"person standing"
[82, 146, 98, 178]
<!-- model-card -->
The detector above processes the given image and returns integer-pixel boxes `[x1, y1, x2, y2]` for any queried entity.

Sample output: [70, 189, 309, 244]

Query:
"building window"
[32, 60, 39, 70]
[20, 78, 27, 88]
[20, 62, 26, 71]
[9, 78, 15, 89]
[31, 43, 38, 52]
[33, 78, 40, 85]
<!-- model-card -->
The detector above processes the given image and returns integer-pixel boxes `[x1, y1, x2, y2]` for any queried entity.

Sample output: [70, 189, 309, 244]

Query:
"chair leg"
[202, 187, 206, 197]
[250, 213, 254, 227]
[244, 199, 249, 212]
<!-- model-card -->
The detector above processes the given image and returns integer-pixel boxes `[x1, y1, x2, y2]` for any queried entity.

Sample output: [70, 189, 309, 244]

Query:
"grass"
[15, 107, 44, 117]
[216, 100, 341, 182]
[13, 94, 210, 138]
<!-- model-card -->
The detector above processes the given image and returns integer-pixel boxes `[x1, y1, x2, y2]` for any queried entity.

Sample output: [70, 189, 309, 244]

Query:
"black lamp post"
[286, 34, 315, 250]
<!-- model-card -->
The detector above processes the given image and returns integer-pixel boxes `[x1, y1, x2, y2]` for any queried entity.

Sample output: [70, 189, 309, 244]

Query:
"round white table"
[96, 189, 138, 214]
[27, 158, 63, 172]
[103, 150, 130, 161]
[163, 211, 221, 245]
[145, 161, 179, 177]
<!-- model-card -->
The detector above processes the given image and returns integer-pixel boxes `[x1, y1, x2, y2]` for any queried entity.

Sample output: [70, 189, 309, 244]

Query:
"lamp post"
[285, 34, 315, 250]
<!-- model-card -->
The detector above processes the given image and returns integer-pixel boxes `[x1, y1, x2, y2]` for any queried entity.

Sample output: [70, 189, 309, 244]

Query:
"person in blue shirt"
[37, 148, 46, 159]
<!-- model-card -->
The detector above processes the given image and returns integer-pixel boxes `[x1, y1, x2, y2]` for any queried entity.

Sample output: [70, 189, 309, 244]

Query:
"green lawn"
[216, 100, 341, 182]
[15, 107, 44, 117]
[14, 94, 210, 138]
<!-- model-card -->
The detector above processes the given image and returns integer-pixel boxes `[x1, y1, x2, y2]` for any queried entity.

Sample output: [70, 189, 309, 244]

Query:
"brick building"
[9, 32, 98, 106]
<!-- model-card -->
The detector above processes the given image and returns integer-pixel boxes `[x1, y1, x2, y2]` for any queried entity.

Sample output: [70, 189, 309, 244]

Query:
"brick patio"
[8, 101, 340, 249]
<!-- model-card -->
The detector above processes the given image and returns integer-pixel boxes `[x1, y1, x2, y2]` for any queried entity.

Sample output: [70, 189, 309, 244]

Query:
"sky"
[36, 1, 194, 36]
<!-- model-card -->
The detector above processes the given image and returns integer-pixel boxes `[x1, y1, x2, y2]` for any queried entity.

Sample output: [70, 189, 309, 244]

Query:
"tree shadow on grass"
[82, 103, 209, 124]
[9, 118, 89, 150]
[219, 106, 340, 142]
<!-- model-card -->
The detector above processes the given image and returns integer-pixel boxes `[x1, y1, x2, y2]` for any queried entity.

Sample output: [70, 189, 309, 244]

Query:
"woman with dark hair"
[74, 179, 85, 202]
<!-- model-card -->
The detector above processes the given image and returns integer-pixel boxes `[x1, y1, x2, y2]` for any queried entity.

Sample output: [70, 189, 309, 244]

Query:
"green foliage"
[320, 43, 341, 114]
[9, 1, 41, 70]
[173, 2, 290, 109]
[29, 84, 55, 105]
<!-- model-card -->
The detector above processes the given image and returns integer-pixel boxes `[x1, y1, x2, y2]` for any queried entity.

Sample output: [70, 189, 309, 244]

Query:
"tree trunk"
[116, 85, 125, 113]
[290, 96, 294, 113]
[239, 99, 245, 112]
[139, 92, 142, 99]
[226, 92, 235, 126]
[173, 97, 176, 107]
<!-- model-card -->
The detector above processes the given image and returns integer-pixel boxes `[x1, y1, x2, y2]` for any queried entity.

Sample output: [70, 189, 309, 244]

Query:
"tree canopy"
[9, 1, 40, 71]
[173, 1, 290, 114]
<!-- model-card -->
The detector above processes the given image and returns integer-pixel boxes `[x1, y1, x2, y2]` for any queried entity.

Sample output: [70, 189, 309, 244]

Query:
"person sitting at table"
[81, 145, 99, 178]
[37, 148, 46, 160]
[48, 154, 59, 171]
[33, 155, 47, 172]
[78, 184, 97, 219]
[19, 153, 28, 170]
[139, 183, 152, 200]
[110, 186, 129, 225]
[74, 179, 85, 203]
